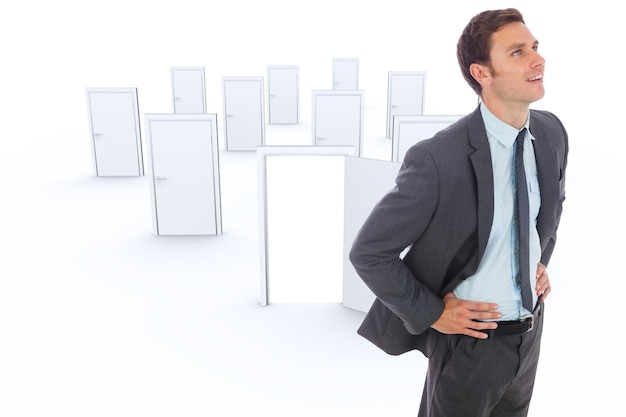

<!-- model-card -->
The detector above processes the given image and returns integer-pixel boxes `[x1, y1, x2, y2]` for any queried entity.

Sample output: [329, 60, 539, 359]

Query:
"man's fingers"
[459, 300, 502, 322]
[465, 329, 490, 339]
[472, 310, 503, 321]
[466, 321, 498, 339]
[469, 301, 499, 312]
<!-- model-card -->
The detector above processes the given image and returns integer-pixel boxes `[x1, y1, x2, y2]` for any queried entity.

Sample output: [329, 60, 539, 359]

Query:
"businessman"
[349, 8, 568, 417]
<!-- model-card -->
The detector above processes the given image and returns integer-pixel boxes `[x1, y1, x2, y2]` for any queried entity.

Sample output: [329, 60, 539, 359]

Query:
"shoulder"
[529, 109, 569, 148]
[530, 109, 567, 135]
[405, 113, 475, 158]
[529, 109, 569, 166]
[529, 108, 560, 122]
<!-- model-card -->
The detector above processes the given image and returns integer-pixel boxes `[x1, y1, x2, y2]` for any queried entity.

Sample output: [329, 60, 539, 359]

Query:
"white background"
[1, 1, 624, 416]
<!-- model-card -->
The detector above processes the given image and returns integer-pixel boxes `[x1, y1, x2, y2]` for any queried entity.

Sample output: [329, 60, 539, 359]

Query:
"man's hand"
[536, 262, 551, 301]
[430, 292, 502, 339]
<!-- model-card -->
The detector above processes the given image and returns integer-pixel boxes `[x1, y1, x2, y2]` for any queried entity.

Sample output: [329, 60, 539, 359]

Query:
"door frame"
[267, 65, 299, 124]
[85, 87, 143, 176]
[391, 114, 463, 162]
[170, 66, 207, 113]
[144, 113, 222, 235]
[332, 58, 359, 90]
[257, 145, 356, 306]
[311, 90, 365, 156]
[386, 71, 427, 138]
[222, 76, 266, 151]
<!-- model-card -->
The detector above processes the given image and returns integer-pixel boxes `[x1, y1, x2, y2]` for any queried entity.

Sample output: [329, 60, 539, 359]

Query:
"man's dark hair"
[457, 8, 525, 95]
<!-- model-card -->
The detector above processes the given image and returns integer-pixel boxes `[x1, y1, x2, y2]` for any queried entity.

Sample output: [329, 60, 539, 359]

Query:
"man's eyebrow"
[506, 40, 539, 51]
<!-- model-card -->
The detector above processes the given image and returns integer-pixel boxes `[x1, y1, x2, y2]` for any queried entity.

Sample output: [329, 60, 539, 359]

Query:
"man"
[349, 8, 568, 417]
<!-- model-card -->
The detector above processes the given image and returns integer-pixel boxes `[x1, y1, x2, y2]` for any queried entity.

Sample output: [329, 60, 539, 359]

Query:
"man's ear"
[470, 63, 492, 87]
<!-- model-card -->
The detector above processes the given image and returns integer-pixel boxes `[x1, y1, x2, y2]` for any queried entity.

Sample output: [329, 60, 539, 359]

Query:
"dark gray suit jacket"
[349, 106, 568, 356]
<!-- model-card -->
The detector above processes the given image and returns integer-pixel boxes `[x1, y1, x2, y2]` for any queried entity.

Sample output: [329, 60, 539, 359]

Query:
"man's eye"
[532, 45, 539, 51]
[512, 50, 521, 56]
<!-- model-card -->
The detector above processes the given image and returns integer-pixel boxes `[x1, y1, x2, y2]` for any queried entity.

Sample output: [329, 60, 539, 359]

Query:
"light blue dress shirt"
[453, 104, 541, 320]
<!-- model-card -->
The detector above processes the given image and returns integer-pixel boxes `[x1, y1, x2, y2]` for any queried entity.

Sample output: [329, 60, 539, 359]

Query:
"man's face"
[486, 21, 545, 107]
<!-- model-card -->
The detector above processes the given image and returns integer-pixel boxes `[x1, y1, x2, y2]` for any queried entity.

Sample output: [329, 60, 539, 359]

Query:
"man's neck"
[480, 97, 530, 130]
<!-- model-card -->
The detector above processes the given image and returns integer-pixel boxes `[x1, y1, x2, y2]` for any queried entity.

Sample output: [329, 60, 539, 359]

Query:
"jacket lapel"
[467, 107, 494, 262]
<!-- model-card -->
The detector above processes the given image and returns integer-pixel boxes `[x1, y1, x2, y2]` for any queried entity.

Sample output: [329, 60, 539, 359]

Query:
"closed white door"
[392, 115, 463, 162]
[267, 66, 299, 124]
[312, 91, 364, 156]
[146, 114, 221, 235]
[223, 77, 265, 151]
[386, 71, 426, 137]
[333, 58, 359, 90]
[86, 88, 143, 176]
[171, 67, 206, 114]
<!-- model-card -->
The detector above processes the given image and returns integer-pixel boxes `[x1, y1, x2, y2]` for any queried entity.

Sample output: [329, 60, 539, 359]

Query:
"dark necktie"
[515, 127, 534, 312]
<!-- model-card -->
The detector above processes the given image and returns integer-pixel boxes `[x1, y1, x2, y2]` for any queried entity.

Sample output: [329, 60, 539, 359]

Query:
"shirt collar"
[479, 103, 534, 147]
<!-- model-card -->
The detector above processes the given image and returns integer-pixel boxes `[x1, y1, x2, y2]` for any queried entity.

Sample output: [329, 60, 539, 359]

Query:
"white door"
[392, 115, 463, 162]
[171, 67, 206, 114]
[312, 90, 364, 156]
[267, 66, 299, 124]
[222, 77, 265, 151]
[386, 71, 426, 138]
[85, 88, 143, 176]
[145, 114, 222, 236]
[343, 156, 401, 312]
[333, 58, 359, 90]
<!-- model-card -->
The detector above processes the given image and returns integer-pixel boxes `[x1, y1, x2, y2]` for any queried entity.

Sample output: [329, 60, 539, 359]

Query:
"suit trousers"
[418, 303, 544, 417]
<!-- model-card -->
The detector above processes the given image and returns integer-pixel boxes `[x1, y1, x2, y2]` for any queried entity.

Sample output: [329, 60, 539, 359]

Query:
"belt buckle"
[520, 313, 535, 334]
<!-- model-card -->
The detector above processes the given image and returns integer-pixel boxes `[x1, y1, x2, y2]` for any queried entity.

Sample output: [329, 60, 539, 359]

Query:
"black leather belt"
[483, 305, 540, 338]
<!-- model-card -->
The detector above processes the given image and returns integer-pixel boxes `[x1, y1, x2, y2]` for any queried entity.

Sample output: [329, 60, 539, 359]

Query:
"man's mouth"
[527, 74, 543, 82]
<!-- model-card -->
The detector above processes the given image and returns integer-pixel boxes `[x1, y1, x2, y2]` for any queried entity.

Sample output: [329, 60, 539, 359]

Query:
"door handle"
[391, 105, 398, 108]
[93, 133, 103, 136]
[316, 137, 326, 140]
[227, 114, 235, 117]
[174, 97, 181, 100]
[155, 176, 167, 187]
[270, 94, 277, 98]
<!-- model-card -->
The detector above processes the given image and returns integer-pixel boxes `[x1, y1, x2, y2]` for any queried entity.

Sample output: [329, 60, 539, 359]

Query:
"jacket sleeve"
[349, 143, 444, 335]
[539, 112, 569, 266]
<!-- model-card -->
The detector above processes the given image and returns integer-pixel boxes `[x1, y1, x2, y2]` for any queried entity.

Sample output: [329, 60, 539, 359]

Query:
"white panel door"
[222, 77, 265, 151]
[333, 58, 359, 90]
[145, 114, 222, 236]
[171, 67, 206, 114]
[386, 71, 426, 138]
[343, 156, 401, 312]
[312, 90, 364, 156]
[85, 88, 143, 176]
[392, 115, 463, 162]
[267, 66, 299, 124]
